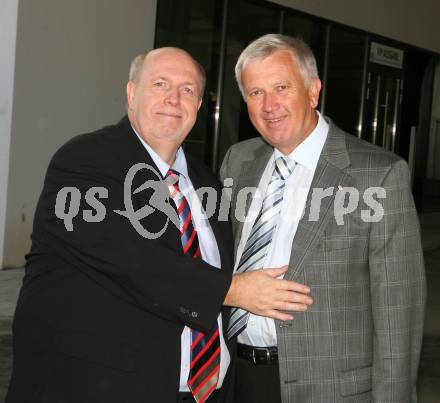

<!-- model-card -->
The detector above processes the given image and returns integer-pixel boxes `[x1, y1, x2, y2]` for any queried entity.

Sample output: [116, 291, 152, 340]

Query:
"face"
[126, 49, 202, 156]
[241, 49, 321, 155]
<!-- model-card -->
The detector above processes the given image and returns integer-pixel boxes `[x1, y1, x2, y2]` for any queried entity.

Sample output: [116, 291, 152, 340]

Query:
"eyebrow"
[152, 76, 197, 87]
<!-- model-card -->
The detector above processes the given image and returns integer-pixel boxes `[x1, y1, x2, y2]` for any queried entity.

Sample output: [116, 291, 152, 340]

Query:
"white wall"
[271, 0, 440, 54]
[2, 0, 156, 267]
[0, 0, 19, 268]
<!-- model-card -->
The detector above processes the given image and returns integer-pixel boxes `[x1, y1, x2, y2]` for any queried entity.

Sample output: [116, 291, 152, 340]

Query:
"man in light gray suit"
[220, 34, 426, 403]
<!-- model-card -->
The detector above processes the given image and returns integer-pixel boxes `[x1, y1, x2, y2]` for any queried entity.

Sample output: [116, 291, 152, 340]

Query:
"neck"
[155, 146, 178, 166]
[143, 137, 178, 165]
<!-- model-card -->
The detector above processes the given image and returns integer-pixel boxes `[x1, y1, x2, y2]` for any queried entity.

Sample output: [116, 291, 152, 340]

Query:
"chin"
[152, 127, 182, 138]
[262, 134, 286, 147]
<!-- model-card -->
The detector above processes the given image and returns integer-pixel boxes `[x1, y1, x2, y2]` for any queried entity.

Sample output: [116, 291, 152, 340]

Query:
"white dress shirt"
[132, 128, 230, 390]
[235, 112, 329, 347]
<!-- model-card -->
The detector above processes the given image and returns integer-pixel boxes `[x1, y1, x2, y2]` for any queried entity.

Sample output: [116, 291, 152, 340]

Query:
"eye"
[276, 84, 289, 92]
[181, 86, 195, 95]
[153, 80, 167, 89]
[248, 89, 263, 97]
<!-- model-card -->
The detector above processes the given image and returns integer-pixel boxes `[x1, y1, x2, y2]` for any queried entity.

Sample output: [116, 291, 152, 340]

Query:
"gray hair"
[235, 33, 319, 98]
[128, 48, 207, 99]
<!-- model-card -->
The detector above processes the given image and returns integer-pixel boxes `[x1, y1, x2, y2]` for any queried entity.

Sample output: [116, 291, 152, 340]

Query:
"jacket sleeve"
[368, 159, 426, 402]
[31, 139, 232, 333]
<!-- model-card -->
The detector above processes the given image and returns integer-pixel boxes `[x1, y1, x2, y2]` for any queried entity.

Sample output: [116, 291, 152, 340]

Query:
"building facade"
[1, 0, 439, 268]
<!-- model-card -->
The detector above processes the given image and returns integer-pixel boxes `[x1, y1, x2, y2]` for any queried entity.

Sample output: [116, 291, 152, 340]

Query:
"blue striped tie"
[165, 169, 220, 403]
[227, 156, 295, 339]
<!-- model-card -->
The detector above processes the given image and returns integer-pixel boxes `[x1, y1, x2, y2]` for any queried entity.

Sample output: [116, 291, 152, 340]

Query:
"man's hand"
[223, 266, 313, 321]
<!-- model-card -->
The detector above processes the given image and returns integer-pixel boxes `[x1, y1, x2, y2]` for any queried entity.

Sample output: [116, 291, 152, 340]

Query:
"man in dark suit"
[7, 47, 312, 403]
[220, 34, 426, 403]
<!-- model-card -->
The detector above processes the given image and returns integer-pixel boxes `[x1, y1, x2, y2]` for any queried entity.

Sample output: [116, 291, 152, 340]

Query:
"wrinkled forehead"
[243, 49, 298, 72]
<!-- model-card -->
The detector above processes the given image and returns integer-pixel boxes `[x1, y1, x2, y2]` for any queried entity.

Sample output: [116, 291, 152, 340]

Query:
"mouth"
[156, 112, 182, 119]
[264, 115, 286, 125]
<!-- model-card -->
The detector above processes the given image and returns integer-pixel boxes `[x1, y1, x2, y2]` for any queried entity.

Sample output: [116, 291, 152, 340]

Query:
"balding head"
[129, 47, 206, 99]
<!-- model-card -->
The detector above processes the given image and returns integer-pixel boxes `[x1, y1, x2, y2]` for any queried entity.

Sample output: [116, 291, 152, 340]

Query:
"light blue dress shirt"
[132, 127, 230, 390]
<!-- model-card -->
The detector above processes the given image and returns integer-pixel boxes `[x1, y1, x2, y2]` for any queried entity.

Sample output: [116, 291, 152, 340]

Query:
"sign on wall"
[370, 42, 404, 69]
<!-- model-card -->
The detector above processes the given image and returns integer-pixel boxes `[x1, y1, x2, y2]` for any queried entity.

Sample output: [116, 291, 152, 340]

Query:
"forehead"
[140, 51, 201, 86]
[242, 50, 300, 82]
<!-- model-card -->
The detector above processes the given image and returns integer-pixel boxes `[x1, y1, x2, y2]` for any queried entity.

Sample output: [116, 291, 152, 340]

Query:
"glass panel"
[217, 0, 281, 168]
[283, 13, 326, 80]
[155, 0, 223, 165]
[325, 27, 366, 136]
[363, 70, 402, 151]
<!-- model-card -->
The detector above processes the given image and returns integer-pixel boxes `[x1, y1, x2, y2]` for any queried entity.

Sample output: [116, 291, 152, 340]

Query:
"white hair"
[235, 33, 319, 98]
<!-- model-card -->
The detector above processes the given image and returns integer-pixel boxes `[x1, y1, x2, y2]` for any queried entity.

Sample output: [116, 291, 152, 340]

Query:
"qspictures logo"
[54, 163, 386, 239]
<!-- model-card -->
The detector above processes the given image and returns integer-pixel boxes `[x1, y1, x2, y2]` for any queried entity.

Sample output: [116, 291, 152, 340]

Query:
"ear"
[308, 78, 322, 109]
[197, 99, 202, 111]
[126, 81, 135, 110]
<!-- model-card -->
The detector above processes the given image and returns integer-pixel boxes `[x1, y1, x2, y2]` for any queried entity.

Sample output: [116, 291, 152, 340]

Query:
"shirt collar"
[131, 125, 189, 179]
[274, 111, 329, 171]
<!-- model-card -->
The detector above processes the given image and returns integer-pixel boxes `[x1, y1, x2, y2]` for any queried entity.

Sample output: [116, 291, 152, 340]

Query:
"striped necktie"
[227, 156, 295, 339]
[165, 169, 220, 403]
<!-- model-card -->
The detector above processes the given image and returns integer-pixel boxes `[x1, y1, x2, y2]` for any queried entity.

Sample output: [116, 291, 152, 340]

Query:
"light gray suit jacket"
[220, 120, 426, 403]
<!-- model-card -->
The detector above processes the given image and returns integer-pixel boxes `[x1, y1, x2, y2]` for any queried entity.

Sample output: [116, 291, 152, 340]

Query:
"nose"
[165, 87, 180, 106]
[262, 92, 278, 113]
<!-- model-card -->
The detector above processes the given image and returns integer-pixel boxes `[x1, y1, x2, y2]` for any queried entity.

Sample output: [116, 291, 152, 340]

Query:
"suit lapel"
[232, 142, 272, 254]
[285, 122, 354, 280]
[114, 117, 183, 249]
[187, 160, 233, 273]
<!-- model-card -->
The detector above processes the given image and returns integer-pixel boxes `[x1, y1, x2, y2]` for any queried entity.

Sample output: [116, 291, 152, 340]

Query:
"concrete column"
[0, 0, 19, 268]
[3, 0, 156, 267]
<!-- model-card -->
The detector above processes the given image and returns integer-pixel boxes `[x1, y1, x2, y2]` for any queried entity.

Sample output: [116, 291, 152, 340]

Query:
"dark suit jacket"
[220, 119, 426, 403]
[7, 116, 234, 403]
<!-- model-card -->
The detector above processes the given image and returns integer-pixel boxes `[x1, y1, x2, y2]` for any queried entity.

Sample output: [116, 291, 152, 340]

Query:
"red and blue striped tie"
[165, 169, 220, 403]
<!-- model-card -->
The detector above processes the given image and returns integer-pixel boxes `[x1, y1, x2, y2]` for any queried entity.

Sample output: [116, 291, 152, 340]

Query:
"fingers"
[263, 310, 294, 321]
[285, 303, 309, 312]
[225, 268, 313, 318]
[269, 291, 313, 311]
[280, 289, 313, 306]
[264, 265, 289, 277]
[280, 280, 311, 295]
[251, 286, 313, 316]
[264, 266, 311, 294]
